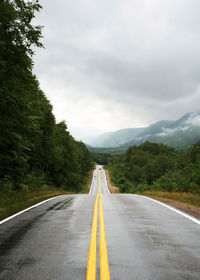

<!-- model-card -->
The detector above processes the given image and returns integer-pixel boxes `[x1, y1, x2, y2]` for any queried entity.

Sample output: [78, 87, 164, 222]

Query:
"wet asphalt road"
[0, 166, 200, 280]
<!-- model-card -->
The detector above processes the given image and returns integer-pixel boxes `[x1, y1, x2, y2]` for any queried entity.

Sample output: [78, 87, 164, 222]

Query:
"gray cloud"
[33, 0, 200, 140]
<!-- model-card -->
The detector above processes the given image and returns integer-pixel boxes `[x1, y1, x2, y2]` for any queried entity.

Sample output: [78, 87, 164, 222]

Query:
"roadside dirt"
[105, 169, 120, 193]
[146, 196, 200, 219]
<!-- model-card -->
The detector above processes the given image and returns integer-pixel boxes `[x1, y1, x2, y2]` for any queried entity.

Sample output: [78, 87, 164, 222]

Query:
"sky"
[33, 0, 200, 142]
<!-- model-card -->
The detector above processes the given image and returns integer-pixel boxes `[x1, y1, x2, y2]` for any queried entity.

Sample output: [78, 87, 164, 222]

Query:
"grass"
[0, 189, 72, 221]
[137, 191, 200, 208]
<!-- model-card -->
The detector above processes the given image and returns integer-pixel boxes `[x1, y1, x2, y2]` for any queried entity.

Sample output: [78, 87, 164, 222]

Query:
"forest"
[0, 0, 93, 194]
[107, 141, 200, 194]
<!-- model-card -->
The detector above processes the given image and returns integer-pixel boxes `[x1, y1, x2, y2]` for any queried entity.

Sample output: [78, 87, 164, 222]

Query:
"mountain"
[87, 128, 145, 147]
[86, 111, 200, 151]
[121, 111, 200, 150]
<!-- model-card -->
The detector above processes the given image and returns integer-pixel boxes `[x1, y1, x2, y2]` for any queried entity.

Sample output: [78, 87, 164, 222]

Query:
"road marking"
[0, 195, 64, 225]
[87, 169, 110, 280]
[99, 171, 101, 193]
[142, 196, 200, 225]
[99, 194, 111, 280]
[86, 194, 99, 280]
[98, 171, 110, 279]
[89, 168, 110, 195]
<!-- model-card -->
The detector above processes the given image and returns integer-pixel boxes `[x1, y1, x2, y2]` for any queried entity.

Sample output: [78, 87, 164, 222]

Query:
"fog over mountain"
[87, 111, 200, 150]
[88, 128, 145, 147]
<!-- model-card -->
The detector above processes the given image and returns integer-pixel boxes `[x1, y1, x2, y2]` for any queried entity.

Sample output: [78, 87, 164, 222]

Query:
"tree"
[0, 0, 43, 83]
[0, 0, 43, 184]
[0, 0, 93, 192]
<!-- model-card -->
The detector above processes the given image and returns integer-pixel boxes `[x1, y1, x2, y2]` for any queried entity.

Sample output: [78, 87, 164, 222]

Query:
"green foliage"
[152, 170, 190, 192]
[22, 170, 48, 190]
[108, 141, 200, 194]
[49, 122, 93, 190]
[0, 0, 93, 194]
[0, 176, 14, 193]
[91, 152, 114, 165]
[88, 146, 126, 155]
[0, 0, 42, 81]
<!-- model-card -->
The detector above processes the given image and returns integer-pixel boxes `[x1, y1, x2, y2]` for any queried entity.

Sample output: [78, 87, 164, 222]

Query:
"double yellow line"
[86, 171, 110, 280]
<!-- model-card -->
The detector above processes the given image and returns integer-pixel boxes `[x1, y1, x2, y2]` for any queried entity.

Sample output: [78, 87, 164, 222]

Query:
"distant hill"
[86, 111, 200, 152]
[87, 128, 144, 147]
[88, 128, 144, 148]
[121, 111, 200, 150]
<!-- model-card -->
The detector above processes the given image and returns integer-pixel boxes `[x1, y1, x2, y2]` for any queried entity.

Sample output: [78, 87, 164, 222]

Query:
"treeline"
[108, 141, 200, 194]
[0, 0, 92, 192]
[91, 152, 114, 165]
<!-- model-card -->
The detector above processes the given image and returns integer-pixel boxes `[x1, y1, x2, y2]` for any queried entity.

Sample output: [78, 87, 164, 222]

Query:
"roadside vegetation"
[105, 141, 200, 217]
[0, 0, 93, 215]
[0, 188, 73, 221]
[107, 141, 200, 195]
[137, 191, 200, 208]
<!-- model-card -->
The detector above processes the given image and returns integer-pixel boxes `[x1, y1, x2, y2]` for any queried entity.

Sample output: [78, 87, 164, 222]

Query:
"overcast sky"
[33, 0, 200, 141]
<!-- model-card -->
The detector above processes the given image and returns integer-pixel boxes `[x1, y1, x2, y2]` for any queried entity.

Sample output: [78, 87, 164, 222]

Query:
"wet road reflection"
[0, 166, 199, 280]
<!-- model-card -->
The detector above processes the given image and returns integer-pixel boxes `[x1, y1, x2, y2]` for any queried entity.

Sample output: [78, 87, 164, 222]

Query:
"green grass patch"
[0, 189, 72, 221]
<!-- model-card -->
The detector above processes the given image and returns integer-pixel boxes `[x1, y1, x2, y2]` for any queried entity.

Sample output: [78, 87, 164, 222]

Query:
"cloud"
[157, 126, 189, 137]
[185, 112, 200, 127]
[33, 0, 200, 140]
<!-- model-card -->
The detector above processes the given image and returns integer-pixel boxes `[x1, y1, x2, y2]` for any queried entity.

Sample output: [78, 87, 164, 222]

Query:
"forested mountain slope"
[0, 0, 92, 192]
[122, 111, 200, 150]
[87, 112, 200, 151]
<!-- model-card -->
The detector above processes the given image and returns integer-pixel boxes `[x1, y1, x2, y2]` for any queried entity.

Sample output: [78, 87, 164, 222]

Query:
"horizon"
[34, 0, 200, 141]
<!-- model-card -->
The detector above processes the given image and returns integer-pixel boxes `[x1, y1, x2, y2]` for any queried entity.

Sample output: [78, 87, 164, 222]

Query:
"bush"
[152, 170, 190, 192]
[189, 182, 200, 194]
[23, 170, 48, 190]
[0, 176, 14, 193]
[119, 181, 135, 193]
[136, 183, 150, 192]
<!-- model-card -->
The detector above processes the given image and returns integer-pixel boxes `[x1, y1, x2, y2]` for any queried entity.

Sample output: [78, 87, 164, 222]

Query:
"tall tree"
[0, 0, 43, 183]
[0, 0, 42, 82]
[0, 0, 92, 191]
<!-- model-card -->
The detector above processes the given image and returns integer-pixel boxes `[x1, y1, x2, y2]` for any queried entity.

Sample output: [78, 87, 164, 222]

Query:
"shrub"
[0, 176, 14, 193]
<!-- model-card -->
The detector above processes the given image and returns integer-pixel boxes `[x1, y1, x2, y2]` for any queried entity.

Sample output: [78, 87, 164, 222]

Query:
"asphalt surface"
[0, 165, 200, 280]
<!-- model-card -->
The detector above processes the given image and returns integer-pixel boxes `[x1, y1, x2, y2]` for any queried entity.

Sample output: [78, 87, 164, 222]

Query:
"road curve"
[0, 165, 199, 280]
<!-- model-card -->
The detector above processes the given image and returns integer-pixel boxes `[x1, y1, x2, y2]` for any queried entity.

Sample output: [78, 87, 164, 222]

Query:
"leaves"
[0, 0, 92, 193]
[108, 141, 200, 194]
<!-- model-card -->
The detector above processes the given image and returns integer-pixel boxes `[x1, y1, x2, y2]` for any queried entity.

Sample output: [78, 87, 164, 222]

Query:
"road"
[0, 165, 199, 280]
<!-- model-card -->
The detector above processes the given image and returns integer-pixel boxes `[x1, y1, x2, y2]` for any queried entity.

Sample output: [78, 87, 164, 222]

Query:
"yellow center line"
[86, 169, 110, 280]
[98, 171, 101, 193]
[99, 193, 111, 280]
[86, 193, 99, 280]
